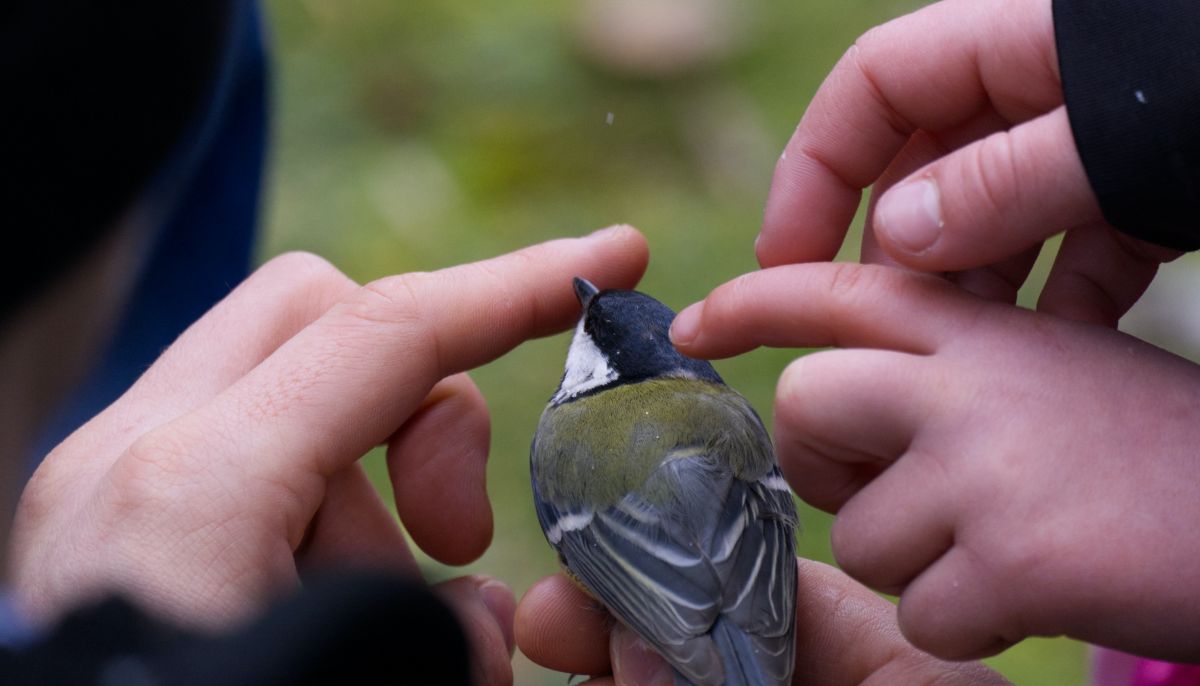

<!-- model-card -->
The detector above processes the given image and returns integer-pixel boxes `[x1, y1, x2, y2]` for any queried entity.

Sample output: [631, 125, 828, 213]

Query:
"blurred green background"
[259, 0, 1088, 682]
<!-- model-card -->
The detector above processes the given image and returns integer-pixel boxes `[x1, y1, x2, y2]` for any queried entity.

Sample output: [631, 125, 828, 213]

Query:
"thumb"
[873, 106, 1102, 271]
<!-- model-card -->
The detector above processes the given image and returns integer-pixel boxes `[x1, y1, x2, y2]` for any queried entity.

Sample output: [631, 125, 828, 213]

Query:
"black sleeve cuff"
[1054, 0, 1200, 251]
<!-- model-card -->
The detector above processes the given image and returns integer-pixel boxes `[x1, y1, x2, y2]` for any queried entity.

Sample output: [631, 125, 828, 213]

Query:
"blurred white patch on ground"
[574, 0, 753, 77]
[1121, 252, 1200, 360]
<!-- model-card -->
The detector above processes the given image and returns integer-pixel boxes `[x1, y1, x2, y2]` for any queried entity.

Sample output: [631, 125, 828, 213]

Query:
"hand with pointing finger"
[670, 263, 1200, 663]
[760, 0, 1199, 326]
[9, 226, 650, 685]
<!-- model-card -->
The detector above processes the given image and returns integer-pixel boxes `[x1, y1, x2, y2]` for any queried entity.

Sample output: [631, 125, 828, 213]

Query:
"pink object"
[1093, 648, 1200, 686]
[1132, 660, 1200, 686]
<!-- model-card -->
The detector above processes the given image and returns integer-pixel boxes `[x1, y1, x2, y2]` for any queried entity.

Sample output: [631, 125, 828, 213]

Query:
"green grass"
[261, 0, 1087, 682]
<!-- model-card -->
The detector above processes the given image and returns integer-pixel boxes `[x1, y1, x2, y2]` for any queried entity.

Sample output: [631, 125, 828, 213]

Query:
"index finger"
[148, 227, 648, 517]
[758, 0, 1059, 267]
[670, 263, 982, 359]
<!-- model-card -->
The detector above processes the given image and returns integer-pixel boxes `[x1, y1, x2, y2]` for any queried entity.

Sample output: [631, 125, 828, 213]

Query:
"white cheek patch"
[553, 319, 618, 403]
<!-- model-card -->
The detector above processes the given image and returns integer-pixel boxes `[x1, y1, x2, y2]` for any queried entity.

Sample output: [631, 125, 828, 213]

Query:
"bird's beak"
[573, 277, 599, 309]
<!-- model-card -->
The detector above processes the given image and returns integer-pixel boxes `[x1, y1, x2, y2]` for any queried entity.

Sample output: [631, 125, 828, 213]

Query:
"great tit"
[531, 278, 798, 686]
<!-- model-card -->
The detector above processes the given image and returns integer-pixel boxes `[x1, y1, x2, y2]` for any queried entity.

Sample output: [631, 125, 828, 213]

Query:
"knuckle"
[982, 526, 1046, 599]
[257, 251, 346, 291]
[15, 463, 65, 526]
[353, 272, 427, 323]
[970, 131, 1021, 217]
[898, 546, 1021, 660]
[112, 427, 261, 539]
[895, 593, 944, 654]
[333, 271, 440, 368]
[262, 250, 337, 277]
[339, 272, 432, 337]
[774, 350, 841, 425]
[241, 252, 355, 321]
[825, 261, 874, 299]
[828, 515, 864, 572]
[826, 495, 896, 588]
[713, 273, 758, 317]
[850, 24, 888, 61]
[835, 28, 912, 139]
[775, 354, 823, 416]
[775, 357, 808, 406]
[124, 428, 189, 469]
[112, 428, 202, 507]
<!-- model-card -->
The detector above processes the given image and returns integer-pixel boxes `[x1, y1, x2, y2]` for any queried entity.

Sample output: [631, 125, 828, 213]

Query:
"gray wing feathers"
[557, 495, 729, 684]
[552, 457, 798, 686]
[719, 476, 797, 686]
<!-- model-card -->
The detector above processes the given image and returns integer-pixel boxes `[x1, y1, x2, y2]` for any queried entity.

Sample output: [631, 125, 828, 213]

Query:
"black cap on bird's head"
[553, 278, 722, 403]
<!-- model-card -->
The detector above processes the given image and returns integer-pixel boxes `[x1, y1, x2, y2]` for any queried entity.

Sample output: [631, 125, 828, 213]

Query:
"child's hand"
[517, 559, 1011, 685]
[671, 263, 1200, 662]
[759, 0, 1178, 325]
[11, 227, 649, 686]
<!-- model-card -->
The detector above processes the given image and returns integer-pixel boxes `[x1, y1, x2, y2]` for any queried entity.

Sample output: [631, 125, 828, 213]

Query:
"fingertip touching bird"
[531, 277, 798, 686]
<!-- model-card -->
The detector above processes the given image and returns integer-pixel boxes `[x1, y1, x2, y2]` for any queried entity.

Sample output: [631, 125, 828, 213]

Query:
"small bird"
[531, 277, 798, 686]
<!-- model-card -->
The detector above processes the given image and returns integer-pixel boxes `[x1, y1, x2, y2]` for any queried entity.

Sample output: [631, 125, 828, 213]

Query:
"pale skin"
[673, 0, 1200, 667]
[516, 559, 1011, 686]
[670, 264, 1200, 662]
[759, 0, 1179, 322]
[7, 226, 652, 686]
[14, 1, 1195, 682]
[9, 224, 1012, 686]
[522, 0, 1198, 680]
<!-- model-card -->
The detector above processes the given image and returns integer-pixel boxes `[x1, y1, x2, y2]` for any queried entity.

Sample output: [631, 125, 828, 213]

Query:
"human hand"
[669, 263, 1200, 661]
[759, 0, 1179, 326]
[10, 226, 649, 685]
[515, 558, 1010, 685]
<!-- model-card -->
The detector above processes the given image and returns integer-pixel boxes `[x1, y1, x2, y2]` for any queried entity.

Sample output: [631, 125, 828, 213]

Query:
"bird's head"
[552, 277, 722, 404]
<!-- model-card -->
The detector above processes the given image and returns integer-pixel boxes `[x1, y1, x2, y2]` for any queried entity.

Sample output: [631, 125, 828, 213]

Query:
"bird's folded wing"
[539, 456, 797, 685]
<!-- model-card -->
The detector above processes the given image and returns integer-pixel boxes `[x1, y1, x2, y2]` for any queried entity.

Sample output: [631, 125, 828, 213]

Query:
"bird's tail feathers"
[667, 614, 777, 686]
[710, 617, 773, 686]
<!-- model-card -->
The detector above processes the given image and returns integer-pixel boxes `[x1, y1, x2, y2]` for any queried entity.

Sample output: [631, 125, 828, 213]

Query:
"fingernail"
[669, 303, 703, 347]
[876, 178, 943, 254]
[588, 224, 629, 240]
[612, 628, 673, 686]
[475, 577, 516, 656]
